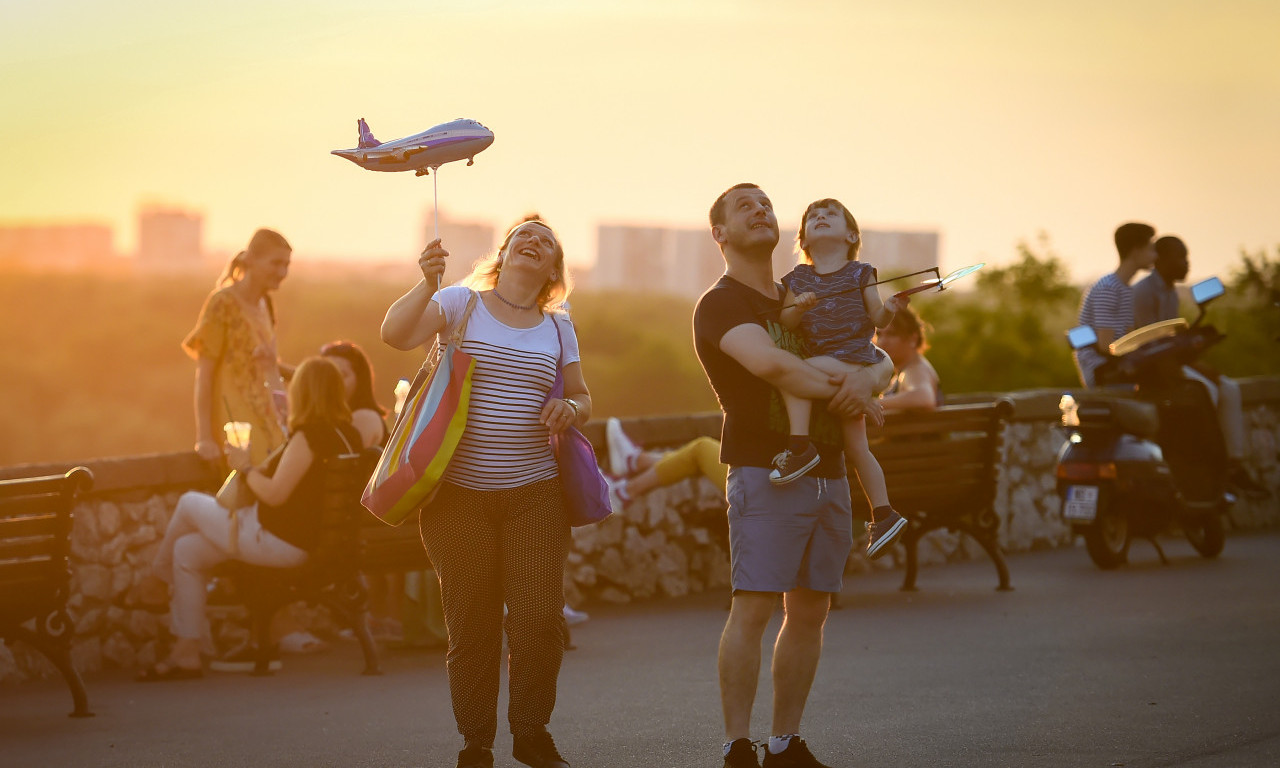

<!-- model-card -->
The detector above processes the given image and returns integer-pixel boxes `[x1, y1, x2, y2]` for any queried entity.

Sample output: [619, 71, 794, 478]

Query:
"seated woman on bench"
[139, 357, 374, 681]
[874, 305, 942, 412]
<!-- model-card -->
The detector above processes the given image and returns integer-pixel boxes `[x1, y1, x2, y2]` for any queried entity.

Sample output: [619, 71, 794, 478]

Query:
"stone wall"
[3, 378, 1278, 682]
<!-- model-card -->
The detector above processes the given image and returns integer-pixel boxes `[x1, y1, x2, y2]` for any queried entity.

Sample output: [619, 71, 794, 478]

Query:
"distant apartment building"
[0, 223, 114, 268]
[424, 210, 496, 288]
[137, 206, 203, 269]
[592, 223, 939, 298]
[593, 224, 724, 299]
[859, 230, 939, 285]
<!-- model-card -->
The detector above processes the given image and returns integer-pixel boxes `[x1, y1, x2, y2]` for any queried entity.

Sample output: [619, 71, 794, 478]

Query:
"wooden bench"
[217, 448, 410, 676]
[862, 399, 1015, 591]
[0, 467, 95, 717]
[220, 446, 584, 676]
[595, 402, 1015, 592]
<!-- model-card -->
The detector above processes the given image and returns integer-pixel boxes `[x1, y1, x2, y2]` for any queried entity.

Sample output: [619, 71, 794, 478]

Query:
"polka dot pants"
[419, 476, 570, 747]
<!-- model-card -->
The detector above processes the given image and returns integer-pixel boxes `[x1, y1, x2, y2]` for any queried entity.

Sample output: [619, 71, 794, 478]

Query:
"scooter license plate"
[1063, 485, 1099, 521]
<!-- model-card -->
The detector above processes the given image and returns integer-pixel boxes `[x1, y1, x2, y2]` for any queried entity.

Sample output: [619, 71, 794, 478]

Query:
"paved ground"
[3, 532, 1280, 768]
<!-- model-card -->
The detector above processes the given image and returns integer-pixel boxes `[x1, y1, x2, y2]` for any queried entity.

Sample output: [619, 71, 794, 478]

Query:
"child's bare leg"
[843, 416, 889, 509]
[781, 390, 813, 441]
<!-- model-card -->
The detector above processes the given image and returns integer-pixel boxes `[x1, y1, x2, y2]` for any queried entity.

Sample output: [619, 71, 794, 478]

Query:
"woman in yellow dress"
[184, 229, 293, 464]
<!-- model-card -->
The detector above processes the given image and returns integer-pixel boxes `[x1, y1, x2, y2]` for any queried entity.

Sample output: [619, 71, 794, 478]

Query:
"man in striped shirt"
[1073, 222, 1158, 387]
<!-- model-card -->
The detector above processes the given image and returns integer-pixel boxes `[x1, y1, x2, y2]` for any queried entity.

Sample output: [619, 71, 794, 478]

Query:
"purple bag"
[547, 316, 613, 527]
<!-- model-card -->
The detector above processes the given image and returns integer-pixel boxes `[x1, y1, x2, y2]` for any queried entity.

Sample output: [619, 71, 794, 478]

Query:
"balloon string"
[432, 166, 441, 291]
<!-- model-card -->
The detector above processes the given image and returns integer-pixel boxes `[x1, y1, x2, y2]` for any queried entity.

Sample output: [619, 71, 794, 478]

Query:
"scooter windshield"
[1110, 318, 1188, 356]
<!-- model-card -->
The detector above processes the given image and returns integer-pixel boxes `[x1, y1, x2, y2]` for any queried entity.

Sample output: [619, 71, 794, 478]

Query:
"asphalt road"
[3, 532, 1279, 768]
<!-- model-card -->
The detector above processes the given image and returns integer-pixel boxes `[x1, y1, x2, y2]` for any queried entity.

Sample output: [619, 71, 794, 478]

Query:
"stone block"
[570, 524, 600, 554]
[571, 564, 597, 586]
[69, 507, 100, 563]
[596, 586, 631, 604]
[111, 563, 133, 597]
[74, 607, 104, 635]
[595, 547, 627, 585]
[101, 631, 136, 669]
[128, 574, 169, 609]
[148, 496, 172, 529]
[128, 610, 160, 640]
[97, 502, 123, 538]
[74, 564, 113, 602]
[106, 605, 127, 630]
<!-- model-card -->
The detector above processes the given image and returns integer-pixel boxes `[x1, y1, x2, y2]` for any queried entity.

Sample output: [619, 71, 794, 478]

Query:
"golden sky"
[2, 0, 1277, 281]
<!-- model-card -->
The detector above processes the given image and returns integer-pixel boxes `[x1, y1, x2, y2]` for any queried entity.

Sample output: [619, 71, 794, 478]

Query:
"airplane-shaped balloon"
[331, 118, 494, 176]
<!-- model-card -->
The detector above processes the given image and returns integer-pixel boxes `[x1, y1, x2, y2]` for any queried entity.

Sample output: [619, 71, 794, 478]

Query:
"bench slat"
[0, 512, 61, 539]
[868, 438, 991, 464]
[0, 557, 59, 586]
[0, 535, 59, 562]
[0, 492, 70, 518]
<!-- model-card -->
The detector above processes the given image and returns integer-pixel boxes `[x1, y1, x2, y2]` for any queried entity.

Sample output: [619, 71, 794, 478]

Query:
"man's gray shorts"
[725, 466, 854, 594]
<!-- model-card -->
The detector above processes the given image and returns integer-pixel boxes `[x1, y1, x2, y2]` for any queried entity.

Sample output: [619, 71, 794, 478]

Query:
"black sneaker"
[457, 744, 494, 768]
[208, 641, 281, 673]
[866, 509, 908, 560]
[769, 444, 821, 485]
[724, 738, 760, 768]
[761, 737, 831, 768]
[1228, 463, 1270, 500]
[512, 729, 569, 768]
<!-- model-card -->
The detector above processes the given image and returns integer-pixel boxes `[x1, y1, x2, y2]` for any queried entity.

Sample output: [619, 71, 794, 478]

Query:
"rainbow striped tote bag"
[362, 291, 479, 526]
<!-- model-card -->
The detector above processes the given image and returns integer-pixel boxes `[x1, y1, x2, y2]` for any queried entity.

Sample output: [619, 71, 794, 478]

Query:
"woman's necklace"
[491, 287, 537, 311]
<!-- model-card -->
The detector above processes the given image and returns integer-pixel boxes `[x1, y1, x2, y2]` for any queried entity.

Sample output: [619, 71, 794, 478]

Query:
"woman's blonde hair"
[216, 228, 292, 288]
[461, 215, 571, 311]
[287, 357, 352, 433]
[796, 198, 861, 266]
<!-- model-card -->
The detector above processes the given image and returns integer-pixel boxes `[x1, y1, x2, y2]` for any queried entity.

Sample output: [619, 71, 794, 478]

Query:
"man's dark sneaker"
[457, 744, 494, 768]
[512, 729, 569, 768]
[1227, 462, 1270, 500]
[761, 737, 832, 768]
[866, 509, 908, 560]
[769, 444, 821, 485]
[723, 738, 760, 768]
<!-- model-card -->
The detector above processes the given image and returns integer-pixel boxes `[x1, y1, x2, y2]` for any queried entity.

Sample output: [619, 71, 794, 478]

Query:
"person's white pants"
[153, 491, 308, 647]
[1182, 367, 1247, 460]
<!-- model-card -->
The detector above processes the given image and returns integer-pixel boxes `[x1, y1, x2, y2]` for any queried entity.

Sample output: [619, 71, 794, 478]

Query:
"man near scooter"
[1073, 222, 1158, 388]
[1132, 236, 1268, 498]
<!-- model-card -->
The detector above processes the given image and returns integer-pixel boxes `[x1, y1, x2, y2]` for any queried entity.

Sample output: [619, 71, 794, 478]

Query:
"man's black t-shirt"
[692, 275, 845, 477]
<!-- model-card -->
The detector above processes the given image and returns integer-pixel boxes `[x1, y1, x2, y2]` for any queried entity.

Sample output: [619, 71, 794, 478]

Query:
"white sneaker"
[562, 605, 590, 626]
[606, 477, 630, 513]
[606, 417, 642, 477]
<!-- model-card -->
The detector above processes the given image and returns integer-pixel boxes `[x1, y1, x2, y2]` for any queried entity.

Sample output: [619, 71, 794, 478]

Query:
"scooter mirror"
[1190, 276, 1225, 306]
[1066, 325, 1098, 350]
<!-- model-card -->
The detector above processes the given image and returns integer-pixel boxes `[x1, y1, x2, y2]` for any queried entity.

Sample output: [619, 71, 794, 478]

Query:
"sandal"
[136, 662, 203, 682]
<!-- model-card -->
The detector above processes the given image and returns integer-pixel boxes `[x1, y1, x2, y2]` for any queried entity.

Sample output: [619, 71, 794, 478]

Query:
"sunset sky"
[2, 0, 1277, 282]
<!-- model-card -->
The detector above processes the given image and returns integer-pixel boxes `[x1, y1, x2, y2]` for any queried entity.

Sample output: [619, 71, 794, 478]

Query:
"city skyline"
[2, 1, 1278, 284]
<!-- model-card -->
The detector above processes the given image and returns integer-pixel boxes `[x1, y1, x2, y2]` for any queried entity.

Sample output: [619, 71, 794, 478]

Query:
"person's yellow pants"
[652, 436, 727, 494]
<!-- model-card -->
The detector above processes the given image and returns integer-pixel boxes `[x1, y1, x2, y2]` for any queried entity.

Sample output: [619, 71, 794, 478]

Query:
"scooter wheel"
[1085, 515, 1130, 569]
[1185, 515, 1225, 559]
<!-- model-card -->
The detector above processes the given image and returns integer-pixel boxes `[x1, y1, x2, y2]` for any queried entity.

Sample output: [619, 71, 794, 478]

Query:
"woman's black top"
[258, 422, 362, 552]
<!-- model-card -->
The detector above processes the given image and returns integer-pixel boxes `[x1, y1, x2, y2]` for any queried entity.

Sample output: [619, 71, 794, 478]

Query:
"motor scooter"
[1057, 277, 1233, 569]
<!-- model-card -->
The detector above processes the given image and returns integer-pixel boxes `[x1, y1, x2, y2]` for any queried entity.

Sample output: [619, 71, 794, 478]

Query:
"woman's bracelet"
[563, 398, 581, 419]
